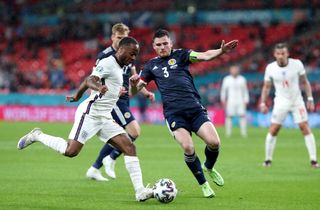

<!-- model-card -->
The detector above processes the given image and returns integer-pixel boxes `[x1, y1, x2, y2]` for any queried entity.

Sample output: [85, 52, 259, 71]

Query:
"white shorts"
[68, 108, 125, 144]
[226, 103, 246, 117]
[271, 100, 308, 124]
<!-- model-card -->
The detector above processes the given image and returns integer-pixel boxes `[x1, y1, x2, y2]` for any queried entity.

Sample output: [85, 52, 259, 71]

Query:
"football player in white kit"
[17, 37, 154, 201]
[260, 43, 319, 168]
[220, 65, 249, 137]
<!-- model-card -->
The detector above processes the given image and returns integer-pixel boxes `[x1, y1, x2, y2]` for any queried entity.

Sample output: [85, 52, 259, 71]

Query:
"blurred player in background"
[17, 37, 154, 201]
[260, 43, 319, 168]
[130, 29, 238, 197]
[66, 23, 155, 181]
[220, 65, 249, 138]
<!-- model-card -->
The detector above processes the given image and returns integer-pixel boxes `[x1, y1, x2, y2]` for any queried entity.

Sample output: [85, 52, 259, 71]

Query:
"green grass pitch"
[0, 121, 319, 210]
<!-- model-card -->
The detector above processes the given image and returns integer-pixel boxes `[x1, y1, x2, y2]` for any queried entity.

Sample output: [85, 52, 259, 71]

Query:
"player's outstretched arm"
[66, 78, 89, 102]
[259, 81, 272, 113]
[300, 74, 315, 112]
[193, 40, 238, 62]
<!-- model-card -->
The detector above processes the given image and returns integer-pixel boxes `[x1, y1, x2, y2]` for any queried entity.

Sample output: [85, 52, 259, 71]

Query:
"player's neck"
[277, 59, 289, 67]
[111, 44, 118, 51]
[114, 54, 125, 67]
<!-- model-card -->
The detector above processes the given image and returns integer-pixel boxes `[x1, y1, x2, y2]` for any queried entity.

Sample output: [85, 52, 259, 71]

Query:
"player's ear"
[169, 39, 173, 48]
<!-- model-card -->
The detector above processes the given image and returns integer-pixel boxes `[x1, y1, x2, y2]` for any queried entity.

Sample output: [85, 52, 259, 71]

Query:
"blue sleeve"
[140, 62, 154, 83]
[179, 49, 192, 64]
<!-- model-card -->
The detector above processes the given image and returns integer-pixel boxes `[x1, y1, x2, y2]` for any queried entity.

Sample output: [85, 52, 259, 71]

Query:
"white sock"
[124, 155, 144, 192]
[35, 132, 67, 154]
[225, 117, 232, 137]
[265, 133, 276, 161]
[240, 116, 247, 137]
[304, 133, 317, 161]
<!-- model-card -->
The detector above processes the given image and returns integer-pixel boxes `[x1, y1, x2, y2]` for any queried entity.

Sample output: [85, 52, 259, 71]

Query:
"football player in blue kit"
[66, 23, 155, 181]
[130, 29, 238, 197]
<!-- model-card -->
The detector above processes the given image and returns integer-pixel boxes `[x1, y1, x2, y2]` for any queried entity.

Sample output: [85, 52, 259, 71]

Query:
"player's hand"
[259, 103, 268, 113]
[99, 85, 108, 95]
[66, 95, 79, 102]
[119, 86, 128, 96]
[307, 101, 315, 112]
[130, 74, 140, 87]
[146, 92, 155, 102]
[221, 40, 238, 53]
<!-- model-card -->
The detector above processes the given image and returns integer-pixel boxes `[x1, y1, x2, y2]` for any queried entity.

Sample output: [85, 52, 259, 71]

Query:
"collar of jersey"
[112, 54, 125, 68]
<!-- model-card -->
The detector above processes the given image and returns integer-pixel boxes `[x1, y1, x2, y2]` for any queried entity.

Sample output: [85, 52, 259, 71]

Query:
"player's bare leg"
[263, 123, 281, 167]
[109, 134, 153, 201]
[103, 120, 141, 179]
[173, 128, 214, 197]
[298, 121, 319, 168]
[17, 128, 80, 156]
[197, 122, 224, 187]
[18, 128, 109, 181]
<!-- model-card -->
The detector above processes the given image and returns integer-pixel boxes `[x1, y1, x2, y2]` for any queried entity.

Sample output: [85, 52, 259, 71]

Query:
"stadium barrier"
[1, 105, 319, 128]
[0, 105, 224, 124]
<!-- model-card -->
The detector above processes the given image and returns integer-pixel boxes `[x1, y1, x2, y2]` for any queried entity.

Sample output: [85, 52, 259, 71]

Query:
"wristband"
[307, 97, 314, 101]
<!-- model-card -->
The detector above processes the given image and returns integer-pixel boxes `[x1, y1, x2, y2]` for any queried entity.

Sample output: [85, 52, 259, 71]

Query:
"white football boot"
[102, 155, 116, 179]
[86, 166, 108, 181]
[135, 185, 154, 202]
[17, 128, 42, 150]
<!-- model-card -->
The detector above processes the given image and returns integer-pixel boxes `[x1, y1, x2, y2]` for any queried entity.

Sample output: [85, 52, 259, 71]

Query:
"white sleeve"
[264, 65, 272, 82]
[242, 77, 249, 104]
[91, 60, 110, 79]
[296, 59, 306, 76]
[220, 77, 228, 102]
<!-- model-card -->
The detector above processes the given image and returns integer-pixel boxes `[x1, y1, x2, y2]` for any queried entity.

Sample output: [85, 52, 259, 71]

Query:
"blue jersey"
[96, 46, 131, 105]
[140, 49, 202, 117]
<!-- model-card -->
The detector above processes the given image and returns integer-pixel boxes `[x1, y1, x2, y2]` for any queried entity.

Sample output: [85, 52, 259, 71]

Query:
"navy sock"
[204, 146, 219, 170]
[184, 153, 206, 185]
[110, 134, 136, 160]
[92, 144, 114, 169]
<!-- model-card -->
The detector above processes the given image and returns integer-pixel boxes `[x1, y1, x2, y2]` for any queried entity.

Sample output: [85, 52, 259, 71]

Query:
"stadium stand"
[0, 0, 319, 110]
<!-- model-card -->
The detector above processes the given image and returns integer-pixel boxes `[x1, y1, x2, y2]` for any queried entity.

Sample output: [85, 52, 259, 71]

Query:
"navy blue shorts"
[111, 102, 135, 128]
[165, 107, 210, 133]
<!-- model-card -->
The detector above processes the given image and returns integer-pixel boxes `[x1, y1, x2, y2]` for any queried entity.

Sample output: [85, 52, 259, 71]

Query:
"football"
[153, 178, 177, 203]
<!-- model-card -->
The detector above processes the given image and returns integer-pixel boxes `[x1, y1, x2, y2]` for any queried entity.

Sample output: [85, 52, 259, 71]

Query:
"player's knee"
[127, 123, 141, 139]
[122, 142, 136, 156]
[207, 135, 220, 147]
[269, 126, 280, 136]
[182, 143, 194, 154]
[207, 141, 220, 148]
[299, 123, 310, 135]
[129, 131, 140, 140]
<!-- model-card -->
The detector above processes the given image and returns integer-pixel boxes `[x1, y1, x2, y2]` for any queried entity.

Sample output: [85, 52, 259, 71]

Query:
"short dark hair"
[119, 36, 138, 47]
[153, 29, 170, 41]
[274, 42, 289, 50]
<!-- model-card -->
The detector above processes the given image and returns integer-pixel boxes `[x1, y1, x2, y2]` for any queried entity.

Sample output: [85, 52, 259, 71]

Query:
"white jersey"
[79, 55, 123, 118]
[264, 58, 305, 105]
[220, 75, 249, 105]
